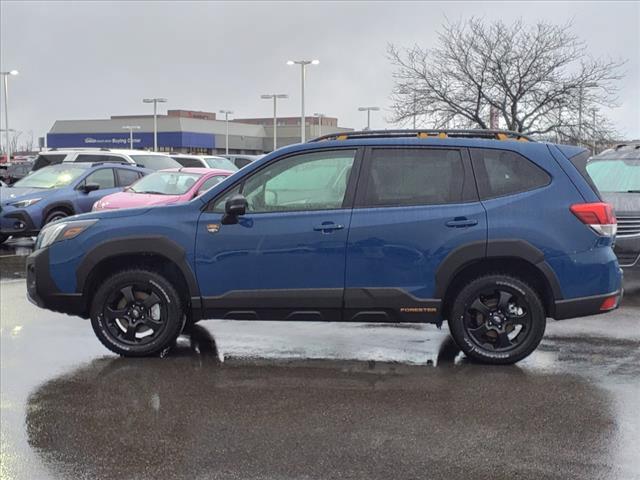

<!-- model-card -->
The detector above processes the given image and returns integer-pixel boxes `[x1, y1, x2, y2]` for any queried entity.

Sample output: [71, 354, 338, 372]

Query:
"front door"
[196, 148, 360, 321]
[75, 167, 120, 213]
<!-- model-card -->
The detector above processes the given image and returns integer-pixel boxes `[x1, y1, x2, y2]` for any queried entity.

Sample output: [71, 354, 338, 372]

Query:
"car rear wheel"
[90, 269, 185, 357]
[448, 274, 546, 365]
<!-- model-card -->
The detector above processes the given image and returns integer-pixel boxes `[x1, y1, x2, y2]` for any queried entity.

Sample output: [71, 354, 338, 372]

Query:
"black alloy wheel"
[448, 275, 546, 364]
[91, 269, 185, 356]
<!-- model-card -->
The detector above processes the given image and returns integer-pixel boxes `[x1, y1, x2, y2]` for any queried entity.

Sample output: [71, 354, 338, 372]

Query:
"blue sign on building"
[46, 131, 215, 150]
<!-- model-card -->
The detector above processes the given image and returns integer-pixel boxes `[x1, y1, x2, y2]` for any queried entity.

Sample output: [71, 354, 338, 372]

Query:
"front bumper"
[0, 207, 38, 236]
[26, 247, 87, 318]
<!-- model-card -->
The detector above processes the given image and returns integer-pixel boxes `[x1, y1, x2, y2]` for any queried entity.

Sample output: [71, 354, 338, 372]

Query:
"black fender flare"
[434, 239, 563, 300]
[75, 236, 200, 299]
[42, 201, 76, 223]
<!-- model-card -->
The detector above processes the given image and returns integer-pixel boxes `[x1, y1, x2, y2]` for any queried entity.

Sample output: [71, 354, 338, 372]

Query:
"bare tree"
[19, 130, 35, 152]
[388, 18, 625, 141]
[9, 130, 22, 156]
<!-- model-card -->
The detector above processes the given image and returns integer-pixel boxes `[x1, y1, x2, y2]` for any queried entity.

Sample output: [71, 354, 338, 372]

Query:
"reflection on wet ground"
[22, 326, 623, 480]
[1, 263, 639, 479]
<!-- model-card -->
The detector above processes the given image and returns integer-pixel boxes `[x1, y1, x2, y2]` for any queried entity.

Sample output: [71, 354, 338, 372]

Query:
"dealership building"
[46, 109, 352, 155]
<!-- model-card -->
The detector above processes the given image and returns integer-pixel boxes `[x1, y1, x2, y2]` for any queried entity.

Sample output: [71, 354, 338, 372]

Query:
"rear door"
[344, 146, 486, 322]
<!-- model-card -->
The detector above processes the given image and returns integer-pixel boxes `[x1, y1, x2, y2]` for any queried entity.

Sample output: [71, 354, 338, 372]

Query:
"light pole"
[358, 106, 380, 130]
[313, 113, 326, 137]
[1, 70, 19, 161]
[287, 59, 319, 142]
[219, 110, 233, 155]
[143, 97, 167, 151]
[122, 125, 141, 149]
[261, 94, 288, 151]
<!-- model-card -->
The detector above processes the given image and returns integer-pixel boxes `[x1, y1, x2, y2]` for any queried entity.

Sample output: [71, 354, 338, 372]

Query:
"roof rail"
[309, 129, 535, 143]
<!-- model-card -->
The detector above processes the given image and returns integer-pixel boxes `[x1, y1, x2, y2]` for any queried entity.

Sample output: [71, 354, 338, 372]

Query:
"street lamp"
[313, 113, 326, 137]
[1, 69, 19, 161]
[261, 94, 288, 151]
[122, 125, 141, 149]
[142, 97, 167, 151]
[219, 110, 233, 155]
[358, 106, 380, 130]
[286, 59, 319, 142]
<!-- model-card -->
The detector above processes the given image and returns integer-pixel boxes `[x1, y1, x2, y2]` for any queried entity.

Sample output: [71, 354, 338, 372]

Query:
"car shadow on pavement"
[24, 325, 622, 480]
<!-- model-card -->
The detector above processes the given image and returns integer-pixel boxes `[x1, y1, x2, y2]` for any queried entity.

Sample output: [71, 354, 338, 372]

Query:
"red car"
[93, 168, 232, 211]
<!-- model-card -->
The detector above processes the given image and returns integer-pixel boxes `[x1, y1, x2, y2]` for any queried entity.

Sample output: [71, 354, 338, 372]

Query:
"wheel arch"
[77, 236, 201, 316]
[436, 240, 563, 319]
[42, 201, 75, 223]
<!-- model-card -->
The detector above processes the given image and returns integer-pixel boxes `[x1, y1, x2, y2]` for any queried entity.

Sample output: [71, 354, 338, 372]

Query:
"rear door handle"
[446, 218, 478, 228]
[313, 222, 344, 233]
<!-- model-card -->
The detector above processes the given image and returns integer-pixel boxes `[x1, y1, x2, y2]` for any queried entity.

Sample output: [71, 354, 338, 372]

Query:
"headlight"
[11, 198, 41, 208]
[36, 219, 98, 250]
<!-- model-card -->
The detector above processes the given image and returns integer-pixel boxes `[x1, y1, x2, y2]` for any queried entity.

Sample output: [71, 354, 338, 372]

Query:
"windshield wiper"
[626, 190, 640, 193]
[136, 190, 169, 195]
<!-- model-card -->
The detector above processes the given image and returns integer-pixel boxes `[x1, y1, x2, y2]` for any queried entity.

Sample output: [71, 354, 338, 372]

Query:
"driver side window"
[212, 150, 356, 213]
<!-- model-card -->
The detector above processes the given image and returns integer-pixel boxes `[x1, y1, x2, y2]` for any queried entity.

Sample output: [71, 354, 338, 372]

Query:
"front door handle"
[313, 222, 344, 233]
[446, 218, 478, 228]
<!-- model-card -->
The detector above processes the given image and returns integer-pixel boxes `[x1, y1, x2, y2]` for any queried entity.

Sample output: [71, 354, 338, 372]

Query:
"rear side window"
[471, 149, 550, 200]
[172, 156, 202, 168]
[116, 168, 141, 187]
[361, 148, 466, 207]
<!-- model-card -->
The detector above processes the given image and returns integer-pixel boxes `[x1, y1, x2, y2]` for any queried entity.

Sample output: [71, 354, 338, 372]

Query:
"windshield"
[586, 159, 640, 193]
[129, 171, 202, 195]
[203, 157, 238, 171]
[12, 165, 87, 189]
[130, 155, 181, 170]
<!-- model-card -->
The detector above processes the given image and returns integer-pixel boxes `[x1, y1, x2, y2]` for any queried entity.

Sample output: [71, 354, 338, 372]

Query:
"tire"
[90, 269, 185, 357]
[0, 234, 8, 244]
[447, 274, 546, 365]
[44, 209, 69, 225]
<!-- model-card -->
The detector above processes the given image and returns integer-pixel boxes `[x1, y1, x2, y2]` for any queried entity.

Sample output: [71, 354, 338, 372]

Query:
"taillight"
[570, 202, 617, 237]
[599, 295, 619, 311]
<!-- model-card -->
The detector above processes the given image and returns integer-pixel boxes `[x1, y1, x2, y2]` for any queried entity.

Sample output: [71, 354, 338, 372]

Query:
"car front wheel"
[90, 269, 185, 357]
[448, 274, 546, 365]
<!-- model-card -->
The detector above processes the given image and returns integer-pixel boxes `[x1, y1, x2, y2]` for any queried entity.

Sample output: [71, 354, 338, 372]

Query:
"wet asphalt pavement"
[1, 238, 639, 480]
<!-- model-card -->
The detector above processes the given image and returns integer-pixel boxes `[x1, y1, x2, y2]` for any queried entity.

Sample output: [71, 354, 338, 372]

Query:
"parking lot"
[0, 238, 639, 480]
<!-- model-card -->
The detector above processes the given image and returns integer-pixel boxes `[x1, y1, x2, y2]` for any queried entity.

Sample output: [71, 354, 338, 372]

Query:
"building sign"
[46, 131, 215, 149]
[84, 136, 142, 145]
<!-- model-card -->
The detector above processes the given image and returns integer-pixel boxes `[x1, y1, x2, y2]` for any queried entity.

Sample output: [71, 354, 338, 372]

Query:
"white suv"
[169, 154, 238, 171]
[32, 149, 180, 172]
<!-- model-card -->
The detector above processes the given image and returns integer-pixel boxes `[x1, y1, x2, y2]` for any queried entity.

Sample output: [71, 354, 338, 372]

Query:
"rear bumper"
[553, 289, 623, 320]
[26, 247, 87, 317]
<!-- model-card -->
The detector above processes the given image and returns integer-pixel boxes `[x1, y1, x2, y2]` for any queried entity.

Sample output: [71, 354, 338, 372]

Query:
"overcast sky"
[1, 1, 639, 144]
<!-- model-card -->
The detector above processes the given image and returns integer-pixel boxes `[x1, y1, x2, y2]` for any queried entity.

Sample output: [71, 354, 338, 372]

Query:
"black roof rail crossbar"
[309, 129, 535, 143]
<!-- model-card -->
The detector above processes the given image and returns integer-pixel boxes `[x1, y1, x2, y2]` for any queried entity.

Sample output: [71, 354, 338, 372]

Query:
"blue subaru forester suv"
[26, 130, 622, 364]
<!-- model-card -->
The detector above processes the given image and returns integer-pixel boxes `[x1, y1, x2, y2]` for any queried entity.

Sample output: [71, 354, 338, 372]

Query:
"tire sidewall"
[90, 270, 183, 357]
[448, 275, 546, 365]
[44, 211, 68, 225]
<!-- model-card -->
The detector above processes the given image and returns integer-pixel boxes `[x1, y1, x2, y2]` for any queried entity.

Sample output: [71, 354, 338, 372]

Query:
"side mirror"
[82, 183, 100, 193]
[222, 194, 248, 224]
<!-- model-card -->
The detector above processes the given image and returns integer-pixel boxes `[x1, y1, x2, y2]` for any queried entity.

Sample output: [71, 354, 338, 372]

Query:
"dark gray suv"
[587, 143, 640, 285]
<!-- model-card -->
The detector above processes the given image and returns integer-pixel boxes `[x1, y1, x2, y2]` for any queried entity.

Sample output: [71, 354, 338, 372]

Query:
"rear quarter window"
[471, 149, 551, 200]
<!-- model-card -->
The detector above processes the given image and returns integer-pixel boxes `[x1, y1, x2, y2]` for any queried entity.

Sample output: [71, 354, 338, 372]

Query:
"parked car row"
[1, 148, 238, 244]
